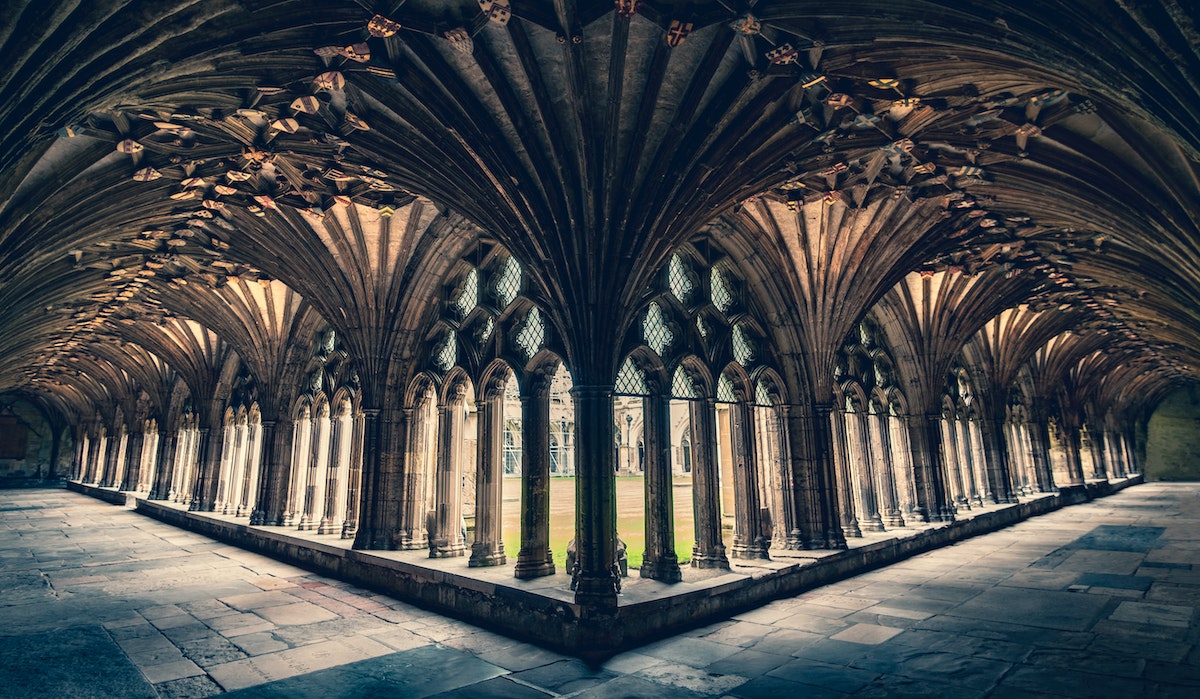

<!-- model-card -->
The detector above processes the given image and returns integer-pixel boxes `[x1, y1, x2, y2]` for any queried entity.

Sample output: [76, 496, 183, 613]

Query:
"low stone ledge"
[66, 475, 1143, 660]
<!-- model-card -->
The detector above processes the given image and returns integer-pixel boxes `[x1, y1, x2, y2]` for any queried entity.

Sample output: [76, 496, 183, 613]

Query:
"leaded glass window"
[733, 324, 755, 366]
[615, 356, 649, 395]
[711, 266, 733, 313]
[643, 302, 673, 356]
[493, 256, 521, 308]
[452, 268, 478, 317]
[516, 307, 544, 359]
[671, 365, 699, 399]
[756, 381, 774, 406]
[668, 253, 695, 304]
[717, 372, 737, 403]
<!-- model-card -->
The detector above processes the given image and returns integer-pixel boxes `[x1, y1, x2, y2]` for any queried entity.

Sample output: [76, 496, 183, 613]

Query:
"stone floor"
[2, 484, 1199, 698]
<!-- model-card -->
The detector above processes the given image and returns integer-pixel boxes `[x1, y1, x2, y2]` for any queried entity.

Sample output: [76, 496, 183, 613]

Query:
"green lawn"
[498, 476, 696, 571]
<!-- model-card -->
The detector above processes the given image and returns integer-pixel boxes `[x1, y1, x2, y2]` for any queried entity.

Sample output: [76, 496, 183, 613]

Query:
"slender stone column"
[396, 406, 429, 549]
[941, 419, 969, 509]
[771, 405, 803, 550]
[967, 419, 991, 504]
[214, 425, 236, 513]
[516, 376, 555, 578]
[430, 388, 467, 557]
[1104, 429, 1124, 477]
[570, 384, 617, 605]
[867, 410, 904, 527]
[342, 412, 365, 538]
[318, 416, 344, 535]
[236, 421, 260, 517]
[689, 397, 728, 568]
[120, 431, 145, 492]
[471, 393, 506, 566]
[88, 431, 106, 483]
[849, 411, 884, 531]
[72, 434, 86, 481]
[640, 393, 681, 581]
[829, 410, 861, 537]
[730, 401, 769, 559]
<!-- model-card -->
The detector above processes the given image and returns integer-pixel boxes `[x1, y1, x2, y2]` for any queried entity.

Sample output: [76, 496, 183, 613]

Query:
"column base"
[640, 555, 682, 582]
[469, 543, 507, 567]
[573, 574, 619, 607]
[842, 520, 862, 538]
[860, 516, 886, 532]
[730, 541, 771, 560]
[316, 519, 339, 535]
[430, 542, 466, 558]
[514, 548, 555, 578]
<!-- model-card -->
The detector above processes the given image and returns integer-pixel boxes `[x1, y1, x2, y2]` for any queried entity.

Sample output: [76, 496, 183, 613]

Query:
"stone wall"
[1146, 386, 1200, 481]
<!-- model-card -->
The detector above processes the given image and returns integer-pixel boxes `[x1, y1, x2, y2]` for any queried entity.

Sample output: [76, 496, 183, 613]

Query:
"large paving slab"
[3, 482, 1200, 697]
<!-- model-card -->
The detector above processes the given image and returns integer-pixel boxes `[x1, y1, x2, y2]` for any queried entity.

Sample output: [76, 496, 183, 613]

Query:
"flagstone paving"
[2, 483, 1199, 697]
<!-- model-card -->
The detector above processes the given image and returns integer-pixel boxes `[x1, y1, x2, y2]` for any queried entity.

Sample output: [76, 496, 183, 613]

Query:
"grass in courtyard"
[498, 476, 695, 571]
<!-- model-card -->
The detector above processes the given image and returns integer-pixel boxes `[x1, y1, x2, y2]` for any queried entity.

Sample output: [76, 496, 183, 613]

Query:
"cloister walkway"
[2, 482, 1198, 698]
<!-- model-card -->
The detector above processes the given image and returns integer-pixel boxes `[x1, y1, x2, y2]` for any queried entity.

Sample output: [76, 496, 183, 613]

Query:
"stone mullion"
[688, 397, 729, 568]
[640, 392, 681, 582]
[829, 409, 861, 538]
[470, 394, 506, 567]
[431, 392, 467, 557]
[516, 380, 555, 578]
[730, 400, 768, 559]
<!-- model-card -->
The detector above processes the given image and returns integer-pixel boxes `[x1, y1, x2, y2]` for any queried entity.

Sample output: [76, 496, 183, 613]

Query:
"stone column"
[829, 409, 861, 538]
[189, 428, 216, 511]
[689, 397, 728, 568]
[148, 432, 175, 500]
[941, 419, 968, 509]
[849, 410, 884, 531]
[251, 419, 286, 524]
[214, 425, 236, 513]
[1062, 427, 1085, 486]
[640, 392, 681, 582]
[967, 419, 991, 504]
[430, 388, 467, 557]
[868, 410, 904, 528]
[120, 430, 145, 492]
[471, 393, 506, 566]
[516, 376, 555, 578]
[396, 406, 429, 549]
[730, 401, 769, 559]
[570, 383, 618, 605]
[342, 412, 366, 539]
[318, 415, 344, 535]
[1087, 427, 1108, 480]
[353, 408, 406, 550]
[913, 414, 954, 521]
[100, 429, 121, 488]
[236, 421, 260, 517]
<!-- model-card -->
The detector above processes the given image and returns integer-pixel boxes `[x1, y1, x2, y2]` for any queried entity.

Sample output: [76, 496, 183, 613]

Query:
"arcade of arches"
[2, 0, 1199, 642]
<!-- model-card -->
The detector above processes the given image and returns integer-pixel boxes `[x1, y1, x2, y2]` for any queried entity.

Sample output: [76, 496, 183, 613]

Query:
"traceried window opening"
[717, 373, 737, 403]
[733, 324, 755, 366]
[453, 268, 479, 317]
[643, 302, 673, 356]
[516, 307, 544, 359]
[711, 266, 733, 313]
[434, 331, 457, 370]
[615, 356, 650, 396]
[756, 381, 774, 407]
[669, 253, 696, 304]
[493, 256, 521, 308]
[671, 365, 699, 399]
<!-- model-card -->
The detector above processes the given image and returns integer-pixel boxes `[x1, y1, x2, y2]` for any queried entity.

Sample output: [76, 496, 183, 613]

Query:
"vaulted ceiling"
[1, 0, 1197, 420]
